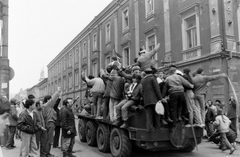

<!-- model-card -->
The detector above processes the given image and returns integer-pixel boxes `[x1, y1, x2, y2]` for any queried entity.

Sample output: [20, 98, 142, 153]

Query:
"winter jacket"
[60, 106, 76, 138]
[109, 75, 124, 100]
[214, 115, 231, 133]
[42, 90, 60, 126]
[227, 99, 237, 119]
[17, 109, 39, 134]
[54, 98, 61, 126]
[163, 74, 193, 96]
[192, 73, 225, 95]
[142, 74, 162, 106]
[128, 83, 142, 102]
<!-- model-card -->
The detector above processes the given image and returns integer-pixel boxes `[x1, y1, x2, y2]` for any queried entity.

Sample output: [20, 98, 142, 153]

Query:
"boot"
[120, 121, 128, 129]
[63, 152, 69, 157]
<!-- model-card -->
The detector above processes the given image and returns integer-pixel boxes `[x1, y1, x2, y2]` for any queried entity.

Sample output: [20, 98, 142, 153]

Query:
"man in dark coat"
[53, 97, 61, 148]
[142, 68, 162, 131]
[227, 96, 237, 134]
[60, 98, 77, 157]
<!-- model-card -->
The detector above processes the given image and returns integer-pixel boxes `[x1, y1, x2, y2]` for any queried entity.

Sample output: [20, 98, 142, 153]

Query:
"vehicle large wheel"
[110, 128, 132, 157]
[78, 118, 86, 142]
[180, 144, 195, 152]
[180, 139, 195, 152]
[97, 124, 110, 152]
[85, 121, 97, 146]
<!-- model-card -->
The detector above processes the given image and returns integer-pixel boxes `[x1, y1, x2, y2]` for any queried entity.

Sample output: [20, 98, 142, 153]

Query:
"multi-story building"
[38, 78, 48, 100]
[47, 0, 240, 109]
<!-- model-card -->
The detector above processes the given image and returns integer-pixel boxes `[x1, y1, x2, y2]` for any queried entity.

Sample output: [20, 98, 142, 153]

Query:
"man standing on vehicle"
[60, 98, 77, 157]
[192, 68, 227, 126]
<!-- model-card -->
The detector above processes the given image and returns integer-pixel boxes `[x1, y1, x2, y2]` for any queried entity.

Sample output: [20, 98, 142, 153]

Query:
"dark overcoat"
[60, 106, 76, 138]
[142, 74, 162, 107]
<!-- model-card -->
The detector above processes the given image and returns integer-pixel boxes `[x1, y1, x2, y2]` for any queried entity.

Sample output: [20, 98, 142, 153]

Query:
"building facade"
[47, 0, 240, 110]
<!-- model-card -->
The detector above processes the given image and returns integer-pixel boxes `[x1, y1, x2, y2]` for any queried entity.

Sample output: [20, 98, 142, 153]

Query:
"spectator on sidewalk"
[0, 95, 11, 156]
[5, 98, 19, 149]
[42, 87, 61, 157]
[34, 100, 47, 157]
[60, 98, 77, 157]
[227, 96, 237, 135]
[53, 97, 62, 148]
[17, 99, 39, 157]
[15, 102, 22, 139]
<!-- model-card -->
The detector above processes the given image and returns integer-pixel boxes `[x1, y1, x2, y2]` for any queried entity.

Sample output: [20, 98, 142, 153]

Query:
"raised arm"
[204, 73, 227, 82]
[145, 43, 160, 59]
[46, 87, 61, 108]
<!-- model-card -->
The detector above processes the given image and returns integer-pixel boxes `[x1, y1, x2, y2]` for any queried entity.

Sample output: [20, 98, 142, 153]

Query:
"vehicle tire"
[180, 139, 195, 152]
[85, 120, 97, 146]
[110, 128, 132, 157]
[180, 144, 195, 152]
[78, 118, 86, 142]
[97, 124, 110, 152]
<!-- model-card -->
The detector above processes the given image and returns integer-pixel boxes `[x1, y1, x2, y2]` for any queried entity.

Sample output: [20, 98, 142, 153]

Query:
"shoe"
[200, 124, 205, 128]
[221, 147, 228, 151]
[165, 117, 173, 123]
[185, 124, 191, 127]
[96, 116, 103, 119]
[11, 145, 16, 148]
[161, 119, 168, 125]
[229, 148, 235, 154]
[182, 116, 189, 122]
[5, 146, 13, 150]
[120, 123, 128, 129]
[193, 124, 201, 127]
[113, 119, 122, 126]
[177, 117, 182, 122]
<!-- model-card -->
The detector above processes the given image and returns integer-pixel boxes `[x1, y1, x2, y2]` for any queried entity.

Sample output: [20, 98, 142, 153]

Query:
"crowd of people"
[0, 43, 238, 156]
[81, 43, 236, 155]
[0, 87, 79, 157]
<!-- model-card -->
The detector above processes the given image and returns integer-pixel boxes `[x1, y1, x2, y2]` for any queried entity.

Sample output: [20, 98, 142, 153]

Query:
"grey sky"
[8, 0, 112, 94]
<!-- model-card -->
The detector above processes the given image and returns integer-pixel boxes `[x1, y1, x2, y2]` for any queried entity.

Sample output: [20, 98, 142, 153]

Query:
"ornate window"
[105, 23, 111, 43]
[122, 8, 129, 33]
[123, 47, 130, 67]
[145, 0, 154, 18]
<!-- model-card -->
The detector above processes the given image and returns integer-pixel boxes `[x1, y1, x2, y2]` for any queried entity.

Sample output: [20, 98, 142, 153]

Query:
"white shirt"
[27, 109, 34, 119]
[129, 83, 137, 93]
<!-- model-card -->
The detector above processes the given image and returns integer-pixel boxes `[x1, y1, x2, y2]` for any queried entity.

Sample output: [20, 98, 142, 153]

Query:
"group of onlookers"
[0, 87, 78, 157]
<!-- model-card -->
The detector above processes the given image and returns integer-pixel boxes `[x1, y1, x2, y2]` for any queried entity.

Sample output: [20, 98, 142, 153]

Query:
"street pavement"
[2, 135, 240, 157]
